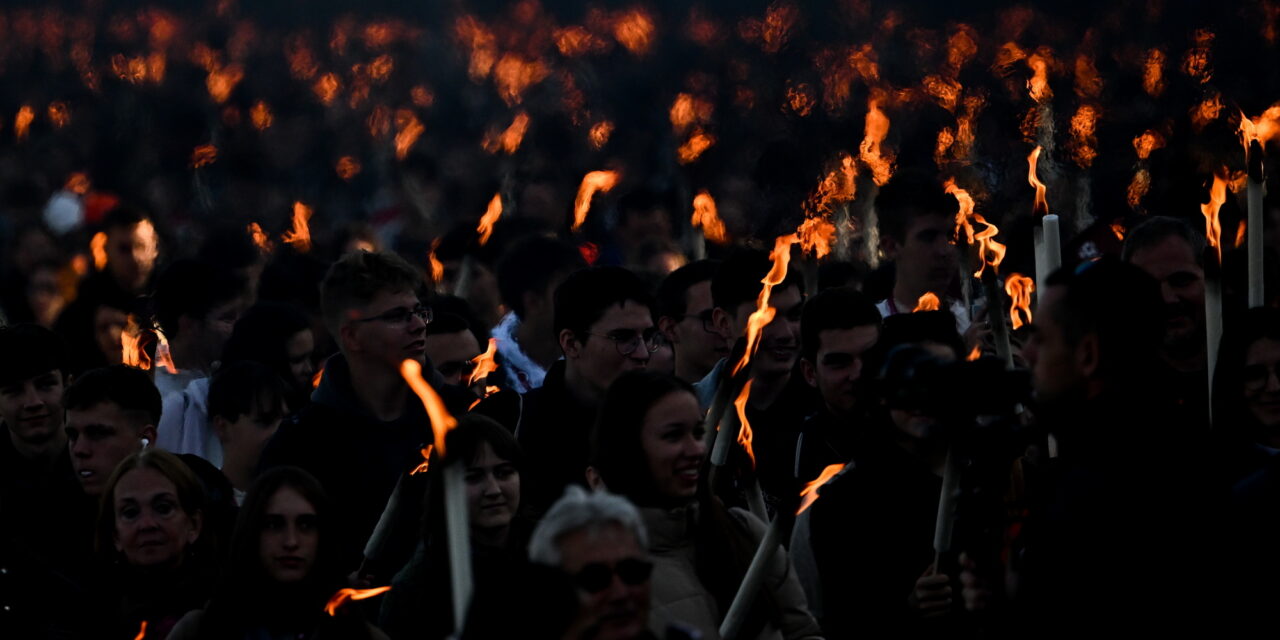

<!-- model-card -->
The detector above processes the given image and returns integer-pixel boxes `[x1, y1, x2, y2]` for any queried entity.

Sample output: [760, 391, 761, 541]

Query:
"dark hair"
[657, 260, 720, 319]
[207, 361, 287, 424]
[1212, 308, 1280, 440]
[320, 250, 423, 335]
[428, 295, 490, 348]
[818, 260, 868, 291]
[64, 365, 162, 426]
[711, 247, 803, 313]
[496, 236, 586, 319]
[221, 302, 312, 371]
[95, 449, 207, 557]
[553, 266, 655, 340]
[424, 312, 471, 338]
[878, 311, 965, 361]
[0, 323, 69, 386]
[875, 169, 955, 243]
[800, 287, 881, 361]
[152, 259, 245, 338]
[101, 204, 153, 233]
[449, 413, 524, 470]
[1121, 215, 1206, 264]
[198, 224, 264, 274]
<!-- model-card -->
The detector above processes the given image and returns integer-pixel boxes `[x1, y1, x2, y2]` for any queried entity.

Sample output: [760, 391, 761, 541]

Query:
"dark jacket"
[515, 360, 599, 515]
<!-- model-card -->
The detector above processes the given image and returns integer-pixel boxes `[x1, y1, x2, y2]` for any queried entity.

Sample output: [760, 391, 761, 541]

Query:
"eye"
[494, 465, 518, 480]
[464, 470, 486, 484]
[296, 515, 318, 531]
[264, 515, 286, 531]
[153, 500, 177, 516]
[118, 505, 140, 521]
[692, 427, 707, 440]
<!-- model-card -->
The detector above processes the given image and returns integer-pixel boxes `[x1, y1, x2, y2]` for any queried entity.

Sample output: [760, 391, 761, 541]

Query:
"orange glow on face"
[796, 217, 836, 260]
[1069, 104, 1099, 168]
[476, 194, 504, 246]
[400, 359, 457, 455]
[1202, 170, 1227, 263]
[247, 222, 273, 254]
[191, 144, 218, 168]
[612, 8, 656, 55]
[48, 102, 70, 128]
[677, 130, 715, 164]
[336, 156, 362, 180]
[1143, 48, 1166, 97]
[493, 54, 548, 106]
[859, 95, 894, 186]
[1027, 146, 1049, 216]
[967, 345, 981, 361]
[483, 112, 530, 155]
[734, 380, 756, 469]
[206, 65, 244, 103]
[250, 101, 273, 130]
[14, 105, 34, 141]
[571, 170, 620, 231]
[324, 586, 392, 616]
[410, 444, 434, 475]
[732, 234, 800, 376]
[914, 292, 941, 312]
[692, 192, 729, 245]
[282, 202, 313, 253]
[394, 109, 425, 160]
[1026, 52, 1052, 103]
[428, 238, 445, 284]
[1005, 273, 1035, 330]
[468, 338, 500, 387]
[589, 121, 614, 149]
[313, 73, 340, 105]
[1235, 220, 1248, 249]
[797, 463, 846, 515]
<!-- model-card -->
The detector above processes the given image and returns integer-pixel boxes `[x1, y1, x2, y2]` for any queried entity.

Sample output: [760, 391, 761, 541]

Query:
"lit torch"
[913, 292, 941, 312]
[467, 338, 500, 387]
[281, 202, 313, 253]
[571, 170, 619, 232]
[324, 586, 392, 616]
[1005, 273, 1035, 330]
[1239, 107, 1280, 307]
[690, 191, 729, 259]
[1028, 146, 1061, 291]
[1203, 169, 1227, 411]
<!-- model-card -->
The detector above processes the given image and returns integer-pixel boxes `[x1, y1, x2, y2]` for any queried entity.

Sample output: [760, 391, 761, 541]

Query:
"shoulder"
[166, 609, 205, 640]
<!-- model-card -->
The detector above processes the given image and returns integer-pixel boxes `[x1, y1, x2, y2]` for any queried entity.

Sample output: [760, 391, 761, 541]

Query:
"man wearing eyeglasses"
[517, 266, 658, 515]
[656, 260, 729, 384]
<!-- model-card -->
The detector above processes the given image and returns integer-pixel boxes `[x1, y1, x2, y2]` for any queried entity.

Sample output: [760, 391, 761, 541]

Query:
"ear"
[585, 466, 606, 491]
[211, 416, 231, 442]
[801, 358, 818, 388]
[657, 316, 678, 344]
[1076, 333, 1101, 379]
[712, 307, 735, 342]
[186, 510, 203, 544]
[338, 321, 361, 354]
[880, 234, 901, 260]
[558, 329, 581, 359]
[139, 424, 157, 448]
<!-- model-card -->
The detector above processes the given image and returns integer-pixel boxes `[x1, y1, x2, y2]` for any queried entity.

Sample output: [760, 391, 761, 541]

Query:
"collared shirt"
[876, 297, 972, 334]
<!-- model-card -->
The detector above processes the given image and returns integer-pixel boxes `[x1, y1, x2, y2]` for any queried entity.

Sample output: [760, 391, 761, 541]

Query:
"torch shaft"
[982, 273, 1014, 369]
[1205, 274, 1223, 421]
[1042, 214, 1062, 276]
[443, 461, 474, 629]
[932, 448, 960, 557]
[709, 401, 742, 467]
[452, 254, 475, 299]
[1248, 178, 1264, 308]
[1033, 225, 1048, 295]
[718, 518, 782, 639]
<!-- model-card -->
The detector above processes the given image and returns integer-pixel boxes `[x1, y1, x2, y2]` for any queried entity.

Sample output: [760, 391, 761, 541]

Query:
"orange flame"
[797, 463, 846, 515]
[134, 621, 147, 640]
[1181, 29, 1214, 84]
[66, 172, 91, 196]
[589, 121, 614, 149]
[206, 65, 244, 103]
[454, 15, 498, 81]
[945, 178, 976, 244]
[734, 380, 755, 469]
[571, 171, 620, 231]
[191, 144, 218, 168]
[1111, 221, 1127, 242]
[336, 156, 362, 181]
[935, 127, 956, 167]
[1133, 130, 1166, 160]
[155, 331, 178, 375]
[428, 238, 445, 284]
[282, 202, 313, 253]
[394, 109, 425, 160]
[91, 232, 108, 271]
[247, 223, 273, 254]
[1128, 169, 1152, 211]
[914, 292, 941, 312]
[493, 55, 548, 106]
[468, 338, 500, 387]
[677, 130, 716, 164]
[612, 8, 656, 55]
[1027, 146, 1049, 216]
[1239, 105, 1280, 151]
[313, 73, 340, 106]
[1143, 48, 1166, 97]
[324, 586, 392, 616]
[805, 153, 858, 219]
[400, 359, 457, 455]
[1005, 273, 1035, 330]
[1074, 53, 1102, 100]
[1191, 94, 1223, 131]
[312, 366, 324, 390]
[48, 102, 70, 128]
[411, 86, 435, 108]
[670, 93, 698, 132]
[1236, 220, 1248, 249]
[476, 194, 504, 246]
[250, 101, 273, 130]
[859, 95, 894, 186]
[1026, 52, 1052, 103]
[967, 345, 981, 361]
[1069, 104, 1099, 168]
[15, 105, 34, 141]
[973, 217, 1007, 278]
[555, 26, 608, 57]
[410, 444, 434, 475]
[483, 112, 530, 155]
[122, 316, 151, 370]
[1202, 170, 1227, 263]
[732, 234, 800, 376]
[785, 82, 815, 116]
[691, 192, 729, 244]
[796, 217, 836, 260]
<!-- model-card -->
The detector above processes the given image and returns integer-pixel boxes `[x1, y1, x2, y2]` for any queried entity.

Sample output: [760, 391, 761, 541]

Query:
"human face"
[465, 442, 520, 534]
[112, 467, 201, 568]
[890, 214, 956, 297]
[193, 297, 244, 367]
[1128, 236, 1206, 351]
[214, 402, 281, 476]
[566, 301, 654, 394]
[27, 267, 66, 328]
[1243, 338, 1280, 429]
[557, 524, 651, 640]
[285, 330, 316, 391]
[640, 391, 706, 501]
[259, 486, 319, 583]
[67, 402, 151, 496]
[722, 285, 804, 379]
[106, 220, 159, 292]
[343, 290, 429, 371]
[0, 370, 65, 455]
[1022, 286, 1085, 405]
[803, 326, 879, 416]
[94, 305, 128, 364]
[426, 330, 482, 387]
[670, 281, 729, 373]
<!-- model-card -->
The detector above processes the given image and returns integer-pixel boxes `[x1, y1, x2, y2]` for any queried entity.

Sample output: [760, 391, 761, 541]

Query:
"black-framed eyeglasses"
[1243, 362, 1280, 391]
[572, 558, 654, 594]
[585, 329, 661, 356]
[681, 309, 717, 334]
[350, 304, 433, 326]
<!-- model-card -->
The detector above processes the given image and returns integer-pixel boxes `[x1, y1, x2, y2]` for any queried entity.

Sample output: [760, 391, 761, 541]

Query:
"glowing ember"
[483, 111, 530, 155]
[400, 359, 457, 455]
[797, 463, 846, 515]
[468, 338, 500, 387]
[589, 121, 614, 148]
[1143, 48, 1166, 97]
[336, 156, 362, 181]
[914, 292, 941, 312]
[692, 192, 729, 245]
[324, 586, 392, 616]
[677, 129, 715, 164]
[48, 102, 70, 128]
[1027, 146, 1049, 215]
[967, 345, 981, 361]
[15, 105, 34, 141]
[91, 232, 108, 271]
[410, 444, 434, 475]
[1202, 169, 1227, 263]
[428, 238, 445, 284]
[134, 621, 147, 640]
[1005, 273, 1035, 330]
[250, 101, 273, 130]
[476, 194, 503, 246]
[571, 170, 620, 231]
[796, 217, 836, 259]
[191, 144, 218, 168]
[732, 234, 800, 376]
[281, 202, 313, 253]
[859, 94, 894, 186]
[733, 380, 755, 469]
[394, 109, 425, 160]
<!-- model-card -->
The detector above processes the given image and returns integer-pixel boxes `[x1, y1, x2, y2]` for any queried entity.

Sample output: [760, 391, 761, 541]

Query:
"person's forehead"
[771, 284, 803, 310]
[591, 300, 654, 330]
[1129, 235, 1198, 274]
[0, 368, 62, 387]
[364, 289, 419, 311]
[906, 212, 952, 235]
[425, 329, 481, 355]
[817, 325, 878, 353]
[1245, 337, 1280, 364]
[115, 467, 178, 496]
[558, 523, 641, 566]
[683, 280, 713, 311]
[67, 401, 132, 428]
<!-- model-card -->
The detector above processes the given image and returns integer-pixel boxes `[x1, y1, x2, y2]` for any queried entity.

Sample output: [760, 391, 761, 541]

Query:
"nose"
[20, 385, 42, 410]
[685, 434, 707, 458]
[1159, 281, 1179, 305]
[482, 473, 502, 496]
[70, 436, 91, 458]
[1266, 366, 1280, 392]
[283, 525, 300, 550]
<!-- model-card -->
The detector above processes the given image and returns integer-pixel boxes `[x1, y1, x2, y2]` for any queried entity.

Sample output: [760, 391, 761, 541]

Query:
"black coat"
[515, 360, 598, 516]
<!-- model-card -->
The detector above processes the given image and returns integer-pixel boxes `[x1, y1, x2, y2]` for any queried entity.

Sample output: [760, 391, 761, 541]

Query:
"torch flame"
[1111, 221, 1127, 242]
[859, 95, 894, 186]
[1235, 220, 1247, 249]
[313, 73, 340, 105]
[1133, 129, 1166, 160]
[1143, 48, 1166, 97]
[15, 105, 34, 141]
[476, 194, 504, 246]
[1027, 146, 1049, 216]
[967, 345, 981, 361]
[427, 238, 445, 284]
[734, 380, 755, 470]
[134, 621, 147, 640]
[410, 444, 434, 475]
[571, 171, 620, 231]
[972, 217, 1007, 278]
[324, 586, 392, 616]
[944, 178, 976, 244]
[281, 202, 313, 253]
[247, 223, 272, 254]
[91, 232, 108, 271]
[677, 130, 715, 164]
[589, 121, 614, 149]
[191, 144, 218, 168]
[1005, 273, 1035, 330]
[312, 366, 324, 390]
[1238, 106, 1280, 153]
[732, 234, 800, 376]
[797, 463, 846, 515]
[1026, 52, 1052, 103]
[796, 217, 836, 260]
[250, 101, 273, 130]
[692, 192, 729, 245]
[394, 109, 425, 160]
[154, 332, 178, 375]
[1202, 169, 1227, 263]
[122, 316, 151, 370]
[400, 360, 457, 455]
[467, 338, 500, 387]
[483, 111, 530, 155]
[914, 292, 941, 312]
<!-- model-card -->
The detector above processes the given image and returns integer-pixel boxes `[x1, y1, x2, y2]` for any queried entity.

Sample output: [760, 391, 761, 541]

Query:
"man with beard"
[1122, 216, 1211, 429]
